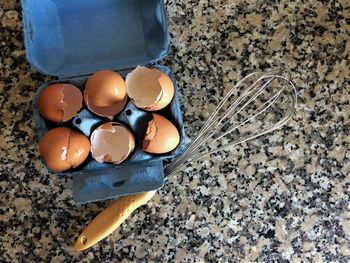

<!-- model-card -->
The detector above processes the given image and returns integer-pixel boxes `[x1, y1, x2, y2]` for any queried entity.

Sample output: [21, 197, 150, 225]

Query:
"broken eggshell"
[84, 70, 127, 119]
[149, 68, 175, 110]
[125, 66, 174, 111]
[38, 83, 83, 123]
[39, 127, 90, 172]
[143, 113, 180, 154]
[90, 122, 135, 164]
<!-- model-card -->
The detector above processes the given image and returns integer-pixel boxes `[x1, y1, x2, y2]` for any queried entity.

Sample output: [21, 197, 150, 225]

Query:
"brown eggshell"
[148, 68, 175, 111]
[143, 113, 180, 154]
[38, 83, 83, 123]
[125, 66, 163, 109]
[84, 70, 126, 107]
[39, 127, 90, 172]
[90, 123, 135, 164]
[85, 94, 128, 119]
[66, 129, 91, 168]
[62, 85, 84, 122]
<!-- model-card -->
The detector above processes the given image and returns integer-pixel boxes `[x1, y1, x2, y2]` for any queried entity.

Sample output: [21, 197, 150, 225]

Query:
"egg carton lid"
[21, 0, 170, 78]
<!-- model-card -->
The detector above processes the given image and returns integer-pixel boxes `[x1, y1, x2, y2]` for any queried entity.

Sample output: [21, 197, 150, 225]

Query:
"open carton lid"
[21, 0, 170, 78]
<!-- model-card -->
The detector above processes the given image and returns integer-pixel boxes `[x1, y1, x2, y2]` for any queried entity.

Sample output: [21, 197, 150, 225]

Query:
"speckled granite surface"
[1, 0, 349, 262]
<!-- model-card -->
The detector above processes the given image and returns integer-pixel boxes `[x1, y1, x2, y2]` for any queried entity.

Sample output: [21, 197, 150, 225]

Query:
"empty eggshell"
[38, 83, 83, 123]
[148, 68, 175, 111]
[125, 66, 162, 109]
[39, 127, 90, 172]
[90, 123, 135, 164]
[125, 66, 174, 111]
[85, 95, 128, 120]
[84, 70, 127, 118]
[143, 113, 180, 154]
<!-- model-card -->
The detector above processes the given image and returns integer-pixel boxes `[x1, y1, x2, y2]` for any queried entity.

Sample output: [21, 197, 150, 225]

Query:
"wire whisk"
[165, 70, 297, 177]
[74, 70, 297, 251]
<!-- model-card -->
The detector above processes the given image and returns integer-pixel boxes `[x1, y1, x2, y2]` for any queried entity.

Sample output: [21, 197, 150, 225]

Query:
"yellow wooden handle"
[73, 191, 156, 251]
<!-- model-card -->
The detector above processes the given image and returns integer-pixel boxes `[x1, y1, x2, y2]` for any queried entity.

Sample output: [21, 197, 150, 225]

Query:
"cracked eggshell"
[149, 68, 175, 111]
[143, 113, 180, 154]
[125, 66, 174, 111]
[90, 122, 135, 164]
[39, 127, 90, 172]
[85, 95, 128, 120]
[38, 83, 83, 123]
[84, 70, 127, 118]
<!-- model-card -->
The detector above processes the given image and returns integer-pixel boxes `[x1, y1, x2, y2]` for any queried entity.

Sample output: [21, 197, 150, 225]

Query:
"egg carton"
[22, 0, 186, 204]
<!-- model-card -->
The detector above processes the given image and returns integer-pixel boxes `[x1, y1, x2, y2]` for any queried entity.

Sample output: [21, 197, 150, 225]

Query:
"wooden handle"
[73, 191, 156, 251]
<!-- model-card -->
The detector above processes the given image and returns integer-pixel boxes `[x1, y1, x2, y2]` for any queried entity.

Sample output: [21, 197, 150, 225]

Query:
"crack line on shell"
[64, 129, 75, 169]
[143, 117, 158, 149]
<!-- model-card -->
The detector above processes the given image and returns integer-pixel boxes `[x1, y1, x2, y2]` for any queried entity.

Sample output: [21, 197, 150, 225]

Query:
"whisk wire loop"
[165, 71, 297, 177]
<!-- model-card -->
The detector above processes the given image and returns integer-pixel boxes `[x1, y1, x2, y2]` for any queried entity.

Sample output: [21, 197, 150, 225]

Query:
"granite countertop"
[1, 0, 349, 262]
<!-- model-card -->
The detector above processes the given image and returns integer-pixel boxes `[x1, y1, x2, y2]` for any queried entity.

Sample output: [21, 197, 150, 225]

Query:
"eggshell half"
[90, 123, 135, 164]
[85, 95, 128, 120]
[143, 113, 180, 154]
[39, 127, 90, 172]
[67, 130, 91, 168]
[148, 68, 175, 111]
[84, 70, 127, 118]
[125, 66, 163, 110]
[85, 70, 126, 107]
[38, 83, 83, 123]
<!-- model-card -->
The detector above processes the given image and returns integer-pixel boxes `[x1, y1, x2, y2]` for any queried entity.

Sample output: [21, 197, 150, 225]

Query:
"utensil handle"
[73, 191, 156, 251]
